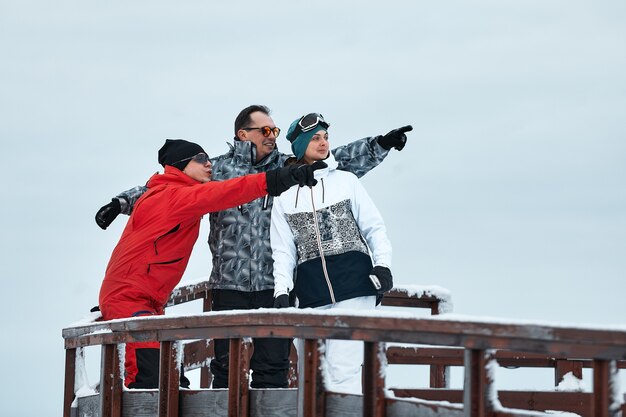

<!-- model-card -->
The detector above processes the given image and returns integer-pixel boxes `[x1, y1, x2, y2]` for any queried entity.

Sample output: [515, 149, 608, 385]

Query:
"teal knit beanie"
[286, 115, 329, 160]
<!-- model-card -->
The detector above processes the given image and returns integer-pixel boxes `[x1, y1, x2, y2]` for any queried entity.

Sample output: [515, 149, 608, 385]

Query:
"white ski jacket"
[270, 153, 392, 308]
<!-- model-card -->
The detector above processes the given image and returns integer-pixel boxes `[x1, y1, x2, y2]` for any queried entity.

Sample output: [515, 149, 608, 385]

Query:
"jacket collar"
[147, 165, 201, 188]
[313, 152, 338, 179]
[229, 138, 280, 168]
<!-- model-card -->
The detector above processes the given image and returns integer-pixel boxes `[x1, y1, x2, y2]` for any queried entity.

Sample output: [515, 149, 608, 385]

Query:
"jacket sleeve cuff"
[274, 290, 289, 298]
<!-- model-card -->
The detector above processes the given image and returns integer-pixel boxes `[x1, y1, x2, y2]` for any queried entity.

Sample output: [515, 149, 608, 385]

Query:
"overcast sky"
[1, 1, 625, 415]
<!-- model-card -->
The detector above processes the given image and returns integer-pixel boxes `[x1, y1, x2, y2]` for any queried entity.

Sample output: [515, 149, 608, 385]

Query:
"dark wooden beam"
[595, 360, 610, 416]
[200, 291, 213, 388]
[227, 338, 250, 417]
[63, 312, 626, 362]
[100, 344, 122, 417]
[63, 348, 76, 417]
[363, 342, 386, 417]
[555, 359, 583, 385]
[464, 349, 495, 417]
[158, 341, 180, 417]
[302, 339, 325, 417]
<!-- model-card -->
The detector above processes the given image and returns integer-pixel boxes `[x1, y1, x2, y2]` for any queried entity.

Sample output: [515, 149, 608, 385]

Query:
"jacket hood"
[147, 165, 201, 188]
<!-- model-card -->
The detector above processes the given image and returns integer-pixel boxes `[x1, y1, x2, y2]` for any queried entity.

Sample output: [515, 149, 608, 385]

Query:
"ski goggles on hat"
[241, 126, 281, 138]
[171, 152, 211, 166]
[290, 113, 330, 142]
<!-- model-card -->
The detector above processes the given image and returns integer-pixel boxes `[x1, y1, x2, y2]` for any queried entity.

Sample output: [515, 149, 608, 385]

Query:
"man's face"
[238, 111, 278, 162]
[183, 158, 213, 183]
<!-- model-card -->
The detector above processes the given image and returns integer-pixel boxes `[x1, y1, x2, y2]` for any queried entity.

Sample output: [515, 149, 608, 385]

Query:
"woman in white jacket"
[270, 113, 395, 395]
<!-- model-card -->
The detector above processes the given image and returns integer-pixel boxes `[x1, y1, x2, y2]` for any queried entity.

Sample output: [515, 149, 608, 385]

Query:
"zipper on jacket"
[154, 224, 180, 255]
[310, 187, 336, 304]
[147, 257, 184, 273]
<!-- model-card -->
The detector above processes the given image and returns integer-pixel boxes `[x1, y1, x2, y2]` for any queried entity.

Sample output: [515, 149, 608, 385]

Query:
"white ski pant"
[297, 295, 376, 395]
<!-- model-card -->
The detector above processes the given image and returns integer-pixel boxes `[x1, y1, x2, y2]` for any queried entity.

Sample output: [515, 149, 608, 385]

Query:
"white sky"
[1, 1, 625, 415]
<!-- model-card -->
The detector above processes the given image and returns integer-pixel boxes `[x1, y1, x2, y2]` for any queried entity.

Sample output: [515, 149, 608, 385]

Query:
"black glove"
[95, 198, 122, 230]
[274, 294, 290, 308]
[265, 161, 328, 196]
[369, 266, 393, 294]
[377, 125, 413, 151]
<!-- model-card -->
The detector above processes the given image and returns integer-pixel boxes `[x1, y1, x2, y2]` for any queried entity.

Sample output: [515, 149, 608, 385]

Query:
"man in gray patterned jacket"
[94, 104, 411, 389]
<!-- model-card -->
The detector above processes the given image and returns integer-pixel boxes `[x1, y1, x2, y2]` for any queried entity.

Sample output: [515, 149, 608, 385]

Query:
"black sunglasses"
[241, 126, 281, 138]
[289, 113, 329, 142]
[171, 152, 211, 166]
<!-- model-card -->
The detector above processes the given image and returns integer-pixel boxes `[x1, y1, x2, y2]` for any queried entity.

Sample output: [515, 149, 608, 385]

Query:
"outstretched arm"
[331, 125, 412, 178]
[115, 185, 148, 215]
[97, 164, 326, 229]
[95, 185, 148, 230]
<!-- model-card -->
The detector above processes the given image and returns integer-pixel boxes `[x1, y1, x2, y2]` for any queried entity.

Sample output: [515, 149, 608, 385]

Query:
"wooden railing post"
[593, 359, 622, 417]
[100, 344, 122, 417]
[429, 300, 450, 388]
[302, 339, 325, 417]
[555, 359, 583, 386]
[63, 348, 76, 417]
[463, 349, 496, 417]
[363, 342, 386, 417]
[159, 341, 180, 417]
[228, 338, 251, 417]
[200, 290, 213, 388]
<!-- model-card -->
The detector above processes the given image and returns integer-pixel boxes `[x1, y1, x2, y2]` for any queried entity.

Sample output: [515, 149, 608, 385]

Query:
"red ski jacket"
[99, 166, 268, 310]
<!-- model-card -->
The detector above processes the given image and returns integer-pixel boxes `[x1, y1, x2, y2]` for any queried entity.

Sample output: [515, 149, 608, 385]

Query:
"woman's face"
[302, 130, 329, 164]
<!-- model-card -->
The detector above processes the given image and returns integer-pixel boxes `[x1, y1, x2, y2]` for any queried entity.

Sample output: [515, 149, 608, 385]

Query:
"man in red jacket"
[98, 139, 323, 388]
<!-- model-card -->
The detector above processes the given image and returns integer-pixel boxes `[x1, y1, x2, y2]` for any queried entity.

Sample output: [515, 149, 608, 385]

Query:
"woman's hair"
[234, 104, 271, 136]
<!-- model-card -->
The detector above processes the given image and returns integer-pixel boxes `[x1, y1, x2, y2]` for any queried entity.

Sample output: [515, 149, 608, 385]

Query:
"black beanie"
[158, 139, 206, 171]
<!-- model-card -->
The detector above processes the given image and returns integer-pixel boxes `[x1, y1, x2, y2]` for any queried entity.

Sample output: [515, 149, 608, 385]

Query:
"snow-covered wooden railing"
[62, 309, 626, 417]
[63, 283, 450, 416]
[164, 280, 452, 388]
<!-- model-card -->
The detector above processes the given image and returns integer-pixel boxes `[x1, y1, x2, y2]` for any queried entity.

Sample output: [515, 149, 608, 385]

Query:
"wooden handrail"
[63, 311, 626, 356]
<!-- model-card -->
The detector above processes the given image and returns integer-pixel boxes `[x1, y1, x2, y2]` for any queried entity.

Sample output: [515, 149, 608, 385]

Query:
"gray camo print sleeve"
[115, 185, 148, 215]
[331, 136, 389, 178]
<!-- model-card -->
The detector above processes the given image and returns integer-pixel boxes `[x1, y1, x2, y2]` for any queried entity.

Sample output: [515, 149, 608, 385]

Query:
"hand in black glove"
[95, 198, 122, 230]
[377, 125, 413, 151]
[369, 266, 394, 294]
[265, 161, 328, 196]
[274, 294, 290, 308]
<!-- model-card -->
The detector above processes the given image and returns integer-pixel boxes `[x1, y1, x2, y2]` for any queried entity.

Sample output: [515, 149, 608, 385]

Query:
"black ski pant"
[209, 289, 291, 388]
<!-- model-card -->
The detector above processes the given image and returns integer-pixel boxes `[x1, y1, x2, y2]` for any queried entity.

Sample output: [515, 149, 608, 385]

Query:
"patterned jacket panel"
[286, 199, 370, 265]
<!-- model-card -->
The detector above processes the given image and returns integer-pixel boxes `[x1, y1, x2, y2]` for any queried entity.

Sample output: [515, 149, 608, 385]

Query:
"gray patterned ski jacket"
[116, 137, 389, 292]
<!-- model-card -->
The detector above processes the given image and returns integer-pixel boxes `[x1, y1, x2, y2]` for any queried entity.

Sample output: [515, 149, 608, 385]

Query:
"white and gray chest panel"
[286, 199, 369, 265]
